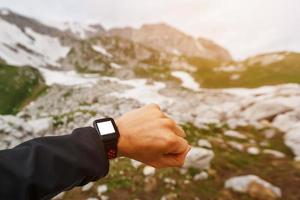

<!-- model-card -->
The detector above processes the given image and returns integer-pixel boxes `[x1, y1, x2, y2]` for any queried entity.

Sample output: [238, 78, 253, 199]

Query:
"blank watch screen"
[96, 121, 115, 135]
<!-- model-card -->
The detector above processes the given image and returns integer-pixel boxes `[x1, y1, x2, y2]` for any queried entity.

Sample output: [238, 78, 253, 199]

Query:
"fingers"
[160, 118, 186, 137]
[167, 135, 189, 154]
[162, 145, 191, 167]
[146, 103, 161, 111]
[173, 125, 186, 138]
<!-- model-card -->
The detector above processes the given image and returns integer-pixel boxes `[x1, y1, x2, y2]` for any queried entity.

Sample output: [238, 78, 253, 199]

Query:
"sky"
[1, 0, 300, 60]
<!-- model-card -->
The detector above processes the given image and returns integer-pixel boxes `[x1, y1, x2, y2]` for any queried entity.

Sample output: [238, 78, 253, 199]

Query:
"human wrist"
[115, 118, 130, 157]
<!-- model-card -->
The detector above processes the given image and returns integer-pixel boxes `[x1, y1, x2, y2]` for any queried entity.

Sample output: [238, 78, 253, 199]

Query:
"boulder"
[272, 110, 300, 160]
[243, 101, 292, 121]
[225, 175, 281, 199]
[27, 118, 53, 135]
[183, 147, 214, 170]
[273, 109, 300, 132]
[284, 125, 300, 161]
[143, 166, 156, 176]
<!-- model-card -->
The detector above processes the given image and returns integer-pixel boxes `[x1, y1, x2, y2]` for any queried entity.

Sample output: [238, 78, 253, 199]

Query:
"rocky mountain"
[1, 8, 300, 200]
[109, 23, 232, 61]
[0, 8, 231, 70]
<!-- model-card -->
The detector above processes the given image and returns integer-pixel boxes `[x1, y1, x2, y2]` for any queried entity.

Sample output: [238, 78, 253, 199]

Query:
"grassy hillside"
[191, 52, 300, 88]
[131, 51, 300, 88]
[0, 63, 46, 114]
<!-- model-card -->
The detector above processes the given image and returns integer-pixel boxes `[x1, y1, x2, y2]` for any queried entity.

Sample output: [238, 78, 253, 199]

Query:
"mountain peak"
[109, 22, 231, 61]
[140, 22, 177, 30]
[0, 8, 11, 16]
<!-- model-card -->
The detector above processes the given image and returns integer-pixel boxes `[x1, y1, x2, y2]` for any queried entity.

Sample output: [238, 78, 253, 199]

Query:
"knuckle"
[154, 110, 165, 118]
[162, 119, 176, 128]
[147, 103, 161, 110]
[164, 135, 176, 146]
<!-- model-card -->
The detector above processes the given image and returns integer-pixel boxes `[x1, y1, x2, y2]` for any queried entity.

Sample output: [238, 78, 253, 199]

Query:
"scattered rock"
[131, 159, 143, 169]
[225, 175, 281, 199]
[164, 177, 176, 185]
[262, 129, 277, 139]
[227, 141, 244, 151]
[97, 185, 108, 197]
[183, 147, 214, 170]
[224, 130, 247, 139]
[262, 149, 285, 158]
[143, 166, 156, 176]
[247, 147, 260, 155]
[52, 192, 65, 199]
[193, 171, 209, 181]
[227, 118, 248, 129]
[82, 182, 94, 192]
[99, 195, 109, 200]
[160, 192, 178, 200]
[27, 117, 53, 135]
[248, 182, 280, 200]
[197, 139, 212, 148]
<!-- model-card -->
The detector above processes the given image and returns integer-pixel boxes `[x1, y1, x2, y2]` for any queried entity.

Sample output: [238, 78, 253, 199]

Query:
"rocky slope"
[1, 75, 300, 200]
[109, 23, 232, 61]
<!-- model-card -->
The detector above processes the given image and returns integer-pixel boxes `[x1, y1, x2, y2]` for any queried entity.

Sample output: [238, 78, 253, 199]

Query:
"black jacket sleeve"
[0, 127, 109, 200]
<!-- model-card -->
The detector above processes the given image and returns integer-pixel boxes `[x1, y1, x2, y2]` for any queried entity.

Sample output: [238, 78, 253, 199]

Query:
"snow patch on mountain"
[171, 71, 200, 91]
[46, 21, 99, 39]
[110, 63, 122, 69]
[39, 68, 99, 87]
[0, 19, 69, 67]
[92, 45, 112, 57]
[0, 8, 10, 16]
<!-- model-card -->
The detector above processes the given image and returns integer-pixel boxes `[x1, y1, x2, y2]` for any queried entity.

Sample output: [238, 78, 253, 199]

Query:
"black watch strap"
[105, 140, 118, 159]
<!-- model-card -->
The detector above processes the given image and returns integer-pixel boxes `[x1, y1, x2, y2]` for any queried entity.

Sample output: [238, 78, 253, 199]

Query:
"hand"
[116, 104, 191, 168]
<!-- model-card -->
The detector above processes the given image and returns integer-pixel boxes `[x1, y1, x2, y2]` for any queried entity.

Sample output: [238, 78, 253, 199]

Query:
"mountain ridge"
[109, 22, 232, 61]
[0, 8, 232, 63]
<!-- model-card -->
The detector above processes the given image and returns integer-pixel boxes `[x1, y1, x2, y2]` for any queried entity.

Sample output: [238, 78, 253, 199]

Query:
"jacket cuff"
[72, 127, 110, 180]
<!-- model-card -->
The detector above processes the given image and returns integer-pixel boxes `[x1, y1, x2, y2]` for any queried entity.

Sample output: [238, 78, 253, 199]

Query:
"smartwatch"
[93, 118, 120, 159]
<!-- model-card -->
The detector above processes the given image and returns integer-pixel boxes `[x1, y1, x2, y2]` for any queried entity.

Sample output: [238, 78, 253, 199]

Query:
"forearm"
[0, 127, 109, 200]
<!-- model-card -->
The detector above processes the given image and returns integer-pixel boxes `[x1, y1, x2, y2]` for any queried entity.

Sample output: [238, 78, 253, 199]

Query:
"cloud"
[1, 0, 299, 59]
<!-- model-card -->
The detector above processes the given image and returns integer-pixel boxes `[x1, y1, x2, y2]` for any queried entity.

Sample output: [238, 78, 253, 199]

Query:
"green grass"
[0, 63, 46, 114]
[191, 52, 300, 88]
[133, 51, 300, 88]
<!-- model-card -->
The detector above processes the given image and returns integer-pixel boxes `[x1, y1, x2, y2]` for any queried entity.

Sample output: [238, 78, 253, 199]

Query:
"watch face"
[96, 120, 116, 136]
